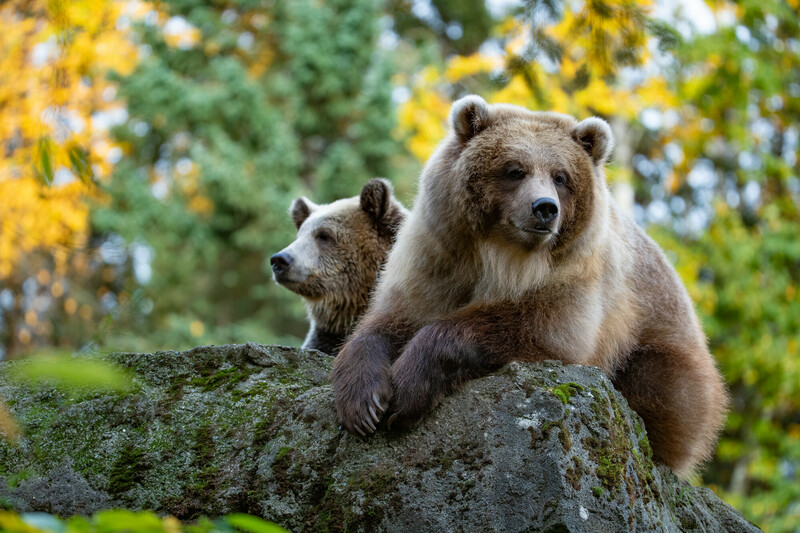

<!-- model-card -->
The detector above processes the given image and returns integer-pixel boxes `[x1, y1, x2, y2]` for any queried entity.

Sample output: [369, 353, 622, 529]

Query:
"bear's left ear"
[572, 117, 615, 166]
[290, 197, 317, 229]
[360, 178, 394, 222]
[450, 95, 491, 143]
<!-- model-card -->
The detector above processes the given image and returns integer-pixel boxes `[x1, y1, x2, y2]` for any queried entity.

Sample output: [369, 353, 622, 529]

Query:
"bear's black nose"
[532, 198, 558, 223]
[270, 252, 293, 276]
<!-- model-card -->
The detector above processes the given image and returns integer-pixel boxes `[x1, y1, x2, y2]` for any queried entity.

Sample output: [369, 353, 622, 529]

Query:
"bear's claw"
[368, 405, 380, 424]
[385, 412, 399, 431]
[373, 392, 385, 412]
[334, 382, 392, 437]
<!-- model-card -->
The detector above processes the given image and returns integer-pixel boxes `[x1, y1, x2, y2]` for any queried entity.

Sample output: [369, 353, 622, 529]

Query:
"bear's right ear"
[572, 117, 615, 166]
[360, 178, 393, 222]
[290, 197, 316, 229]
[450, 95, 491, 143]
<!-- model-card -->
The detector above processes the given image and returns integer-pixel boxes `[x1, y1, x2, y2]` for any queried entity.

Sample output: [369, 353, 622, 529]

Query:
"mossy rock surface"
[0, 344, 759, 532]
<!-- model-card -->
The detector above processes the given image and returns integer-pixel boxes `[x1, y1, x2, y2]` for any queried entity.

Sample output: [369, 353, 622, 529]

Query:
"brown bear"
[271, 178, 407, 355]
[331, 96, 728, 478]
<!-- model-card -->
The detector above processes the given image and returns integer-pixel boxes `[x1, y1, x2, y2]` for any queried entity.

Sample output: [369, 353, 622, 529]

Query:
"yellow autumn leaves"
[397, 6, 679, 167]
[0, 0, 140, 281]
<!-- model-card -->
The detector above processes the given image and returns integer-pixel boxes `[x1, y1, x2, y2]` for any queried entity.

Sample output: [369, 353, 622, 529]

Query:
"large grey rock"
[0, 344, 759, 532]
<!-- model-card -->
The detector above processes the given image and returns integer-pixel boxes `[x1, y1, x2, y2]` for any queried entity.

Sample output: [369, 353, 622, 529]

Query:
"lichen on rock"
[0, 344, 760, 532]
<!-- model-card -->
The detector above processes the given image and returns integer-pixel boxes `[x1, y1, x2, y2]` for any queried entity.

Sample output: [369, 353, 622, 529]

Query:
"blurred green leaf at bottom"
[0, 510, 290, 533]
[5, 352, 133, 393]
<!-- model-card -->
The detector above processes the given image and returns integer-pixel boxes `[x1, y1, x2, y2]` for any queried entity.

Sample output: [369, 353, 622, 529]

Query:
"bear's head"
[271, 178, 406, 309]
[424, 95, 614, 255]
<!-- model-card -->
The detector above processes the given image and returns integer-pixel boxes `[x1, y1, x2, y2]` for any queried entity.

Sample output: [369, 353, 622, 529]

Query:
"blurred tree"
[388, 0, 495, 56]
[0, 0, 137, 358]
[395, 0, 679, 182]
[92, 0, 403, 349]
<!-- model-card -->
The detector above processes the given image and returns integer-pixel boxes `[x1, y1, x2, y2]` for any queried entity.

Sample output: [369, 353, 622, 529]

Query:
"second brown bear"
[272, 178, 406, 355]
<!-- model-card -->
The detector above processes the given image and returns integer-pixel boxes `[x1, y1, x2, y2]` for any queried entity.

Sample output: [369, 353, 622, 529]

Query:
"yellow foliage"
[190, 320, 205, 337]
[51, 281, 64, 297]
[0, 178, 91, 279]
[397, 84, 451, 161]
[491, 76, 538, 109]
[575, 78, 630, 117]
[164, 22, 201, 49]
[396, 3, 670, 164]
[188, 195, 215, 217]
[0, 0, 140, 283]
[444, 53, 502, 83]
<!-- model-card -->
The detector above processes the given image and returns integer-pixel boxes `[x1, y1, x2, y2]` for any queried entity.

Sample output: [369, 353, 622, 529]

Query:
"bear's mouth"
[273, 273, 308, 290]
[516, 225, 552, 235]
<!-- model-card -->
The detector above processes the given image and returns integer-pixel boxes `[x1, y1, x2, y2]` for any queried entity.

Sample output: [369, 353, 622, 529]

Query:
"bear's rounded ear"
[450, 95, 491, 143]
[572, 117, 615, 166]
[290, 197, 316, 229]
[360, 178, 393, 222]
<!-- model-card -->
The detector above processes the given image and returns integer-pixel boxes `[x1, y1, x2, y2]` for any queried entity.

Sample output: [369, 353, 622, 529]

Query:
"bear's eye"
[315, 230, 335, 244]
[554, 172, 569, 186]
[506, 167, 526, 180]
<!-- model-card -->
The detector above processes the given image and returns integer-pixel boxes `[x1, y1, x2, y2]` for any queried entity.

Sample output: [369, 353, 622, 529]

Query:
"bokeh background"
[0, 0, 798, 529]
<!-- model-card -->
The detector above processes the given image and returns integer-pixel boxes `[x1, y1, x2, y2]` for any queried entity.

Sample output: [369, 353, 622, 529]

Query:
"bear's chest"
[471, 241, 552, 303]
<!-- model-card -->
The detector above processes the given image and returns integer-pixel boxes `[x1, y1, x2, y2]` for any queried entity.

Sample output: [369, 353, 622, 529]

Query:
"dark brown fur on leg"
[612, 343, 729, 477]
[389, 323, 496, 428]
[331, 317, 414, 436]
[388, 299, 565, 428]
[331, 332, 393, 436]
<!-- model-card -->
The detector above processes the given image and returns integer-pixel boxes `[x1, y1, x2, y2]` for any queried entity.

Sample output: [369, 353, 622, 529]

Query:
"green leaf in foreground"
[224, 514, 288, 533]
[0, 510, 288, 533]
[6, 353, 133, 393]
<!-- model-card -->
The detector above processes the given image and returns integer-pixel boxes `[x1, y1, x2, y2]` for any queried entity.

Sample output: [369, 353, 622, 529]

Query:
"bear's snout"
[532, 198, 558, 225]
[270, 252, 293, 278]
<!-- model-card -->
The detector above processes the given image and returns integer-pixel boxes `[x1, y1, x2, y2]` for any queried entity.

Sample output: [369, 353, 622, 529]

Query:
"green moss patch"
[311, 464, 400, 533]
[167, 424, 222, 519]
[583, 388, 632, 493]
[582, 385, 659, 505]
[190, 367, 248, 392]
[549, 382, 585, 405]
[108, 443, 150, 494]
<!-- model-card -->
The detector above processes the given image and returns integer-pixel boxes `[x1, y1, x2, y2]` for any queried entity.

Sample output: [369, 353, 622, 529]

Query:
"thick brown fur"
[331, 96, 728, 478]
[272, 178, 407, 355]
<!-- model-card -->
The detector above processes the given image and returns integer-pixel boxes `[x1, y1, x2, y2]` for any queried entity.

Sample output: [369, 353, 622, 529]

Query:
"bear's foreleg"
[611, 342, 729, 477]
[331, 316, 415, 436]
[388, 301, 555, 429]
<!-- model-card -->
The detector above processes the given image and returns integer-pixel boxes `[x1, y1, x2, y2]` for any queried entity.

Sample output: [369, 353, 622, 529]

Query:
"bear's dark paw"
[387, 360, 441, 431]
[333, 372, 392, 437]
[331, 331, 396, 436]
[385, 403, 426, 431]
